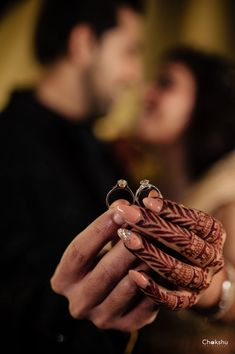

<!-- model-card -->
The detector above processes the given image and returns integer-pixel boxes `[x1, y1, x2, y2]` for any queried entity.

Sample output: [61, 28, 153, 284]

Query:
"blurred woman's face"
[136, 62, 197, 145]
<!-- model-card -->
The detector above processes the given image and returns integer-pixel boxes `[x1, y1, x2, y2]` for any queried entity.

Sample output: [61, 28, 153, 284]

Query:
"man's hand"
[51, 205, 159, 332]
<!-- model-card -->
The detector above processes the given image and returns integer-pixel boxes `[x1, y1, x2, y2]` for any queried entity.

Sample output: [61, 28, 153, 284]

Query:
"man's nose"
[126, 60, 144, 85]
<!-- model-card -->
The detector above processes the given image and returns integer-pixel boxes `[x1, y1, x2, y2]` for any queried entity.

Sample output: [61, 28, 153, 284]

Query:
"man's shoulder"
[0, 89, 36, 128]
[0, 90, 49, 162]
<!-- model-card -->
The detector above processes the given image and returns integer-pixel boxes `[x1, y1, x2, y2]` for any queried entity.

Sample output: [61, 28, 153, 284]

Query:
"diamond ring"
[105, 179, 135, 208]
[134, 179, 163, 206]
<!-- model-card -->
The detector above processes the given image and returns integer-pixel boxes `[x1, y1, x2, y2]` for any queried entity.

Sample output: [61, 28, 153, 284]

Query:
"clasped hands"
[51, 190, 226, 331]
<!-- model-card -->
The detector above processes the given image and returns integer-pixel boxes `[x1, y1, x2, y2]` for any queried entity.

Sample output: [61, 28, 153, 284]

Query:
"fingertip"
[117, 229, 143, 250]
[113, 204, 142, 226]
[143, 197, 163, 213]
[109, 199, 130, 209]
[128, 269, 150, 289]
[148, 189, 160, 198]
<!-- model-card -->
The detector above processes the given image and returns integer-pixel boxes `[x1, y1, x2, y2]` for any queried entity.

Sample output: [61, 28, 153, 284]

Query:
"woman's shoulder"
[182, 150, 235, 214]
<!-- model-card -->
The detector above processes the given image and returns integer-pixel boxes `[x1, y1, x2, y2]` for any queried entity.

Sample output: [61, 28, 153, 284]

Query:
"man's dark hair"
[34, 0, 144, 65]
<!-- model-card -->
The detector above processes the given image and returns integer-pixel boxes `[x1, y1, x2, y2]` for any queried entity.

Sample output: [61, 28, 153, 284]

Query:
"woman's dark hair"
[164, 46, 235, 181]
[34, 0, 143, 65]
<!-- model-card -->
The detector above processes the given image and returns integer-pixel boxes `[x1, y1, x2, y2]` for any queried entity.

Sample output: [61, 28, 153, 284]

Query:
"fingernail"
[129, 269, 150, 289]
[113, 212, 125, 226]
[148, 189, 160, 198]
[113, 205, 142, 226]
[143, 197, 163, 213]
[109, 199, 130, 209]
[117, 228, 143, 250]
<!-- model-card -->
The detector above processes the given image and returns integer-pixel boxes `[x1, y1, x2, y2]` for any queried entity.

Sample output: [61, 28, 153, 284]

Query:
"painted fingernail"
[117, 228, 143, 250]
[113, 212, 126, 225]
[109, 199, 130, 209]
[129, 269, 150, 289]
[143, 197, 163, 213]
[148, 189, 160, 198]
[113, 205, 142, 226]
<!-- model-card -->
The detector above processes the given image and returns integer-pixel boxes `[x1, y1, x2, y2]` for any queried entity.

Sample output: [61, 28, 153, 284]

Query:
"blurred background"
[1, 2, 235, 353]
[1, 0, 235, 138]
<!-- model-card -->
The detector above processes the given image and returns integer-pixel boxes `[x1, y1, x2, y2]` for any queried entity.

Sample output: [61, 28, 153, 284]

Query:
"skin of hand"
[50, 201, 159, 332]
[117, 192, 226, 311]
[201, 201, 235, 320]
[51, 193, 226, 329]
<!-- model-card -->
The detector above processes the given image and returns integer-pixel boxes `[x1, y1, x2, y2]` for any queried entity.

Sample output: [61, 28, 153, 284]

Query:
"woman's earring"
[134, 179, 163, 206]
[106, 179, 135, 208]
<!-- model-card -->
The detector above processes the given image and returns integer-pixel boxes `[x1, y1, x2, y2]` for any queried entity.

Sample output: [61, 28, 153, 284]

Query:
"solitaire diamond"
[140, 179, 150, 189]
[117, 179, 128, 188]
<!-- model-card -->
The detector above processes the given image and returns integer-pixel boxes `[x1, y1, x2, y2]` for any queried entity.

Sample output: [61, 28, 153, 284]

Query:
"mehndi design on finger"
[118, 228, 211, 291]
[158, 199, 223, 243]
[139, 274, 198, 310]
[127, 208, 221, 269]
[112, 183, 225, 301]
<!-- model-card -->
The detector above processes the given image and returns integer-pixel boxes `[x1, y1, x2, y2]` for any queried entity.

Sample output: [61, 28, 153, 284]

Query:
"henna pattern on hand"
[141, 276, 198, 310]
[126, 234, 211, 290]
[128, 207, 222, 269]
[158, 199, 224, 243]
[117, 197, 226, 307]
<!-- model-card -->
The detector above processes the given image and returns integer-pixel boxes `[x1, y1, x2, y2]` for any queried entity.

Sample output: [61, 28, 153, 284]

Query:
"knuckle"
[93, 218, 114, 237]
[98, 262, 115, 284]
[216, 220, 225, 237]
[69, 300, 88, 320]
[211, 219, 225, 242]
[66, 241, 86, 265]
[69, 304, 85, 320]
[214, 256, 225, 273]
[92, 316, 110, 330]
[143, 312, 158, 326]
[220, 256, 225, 268]
[201, 269, 211, 289]
[122, 276, 139, 297]
[50, 275, 61, 294]
[89, 306, 115, 329]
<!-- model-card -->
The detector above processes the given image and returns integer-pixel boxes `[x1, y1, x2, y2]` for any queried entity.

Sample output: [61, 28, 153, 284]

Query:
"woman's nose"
[144, 86, 159, 105]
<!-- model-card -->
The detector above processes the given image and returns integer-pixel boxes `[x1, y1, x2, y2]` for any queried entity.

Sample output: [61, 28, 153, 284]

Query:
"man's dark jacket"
[0, 90, 129, 353]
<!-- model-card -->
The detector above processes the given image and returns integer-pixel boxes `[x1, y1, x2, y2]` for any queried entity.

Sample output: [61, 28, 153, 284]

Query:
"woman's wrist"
[211, 262, 235, 320]
[192, 262, 235, 320]
[196, 268, 226, 308]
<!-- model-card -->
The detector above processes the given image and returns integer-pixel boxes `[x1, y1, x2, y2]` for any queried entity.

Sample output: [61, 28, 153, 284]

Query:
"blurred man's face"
[84, 7, 144, 116]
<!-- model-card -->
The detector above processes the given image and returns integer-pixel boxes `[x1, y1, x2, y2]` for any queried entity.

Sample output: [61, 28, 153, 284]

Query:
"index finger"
[51, 205, 141, 290]
[51, 210, 120, 288]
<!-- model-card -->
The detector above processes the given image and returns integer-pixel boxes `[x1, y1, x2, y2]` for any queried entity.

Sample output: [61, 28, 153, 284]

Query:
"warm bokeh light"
[1, 0, 235, 138]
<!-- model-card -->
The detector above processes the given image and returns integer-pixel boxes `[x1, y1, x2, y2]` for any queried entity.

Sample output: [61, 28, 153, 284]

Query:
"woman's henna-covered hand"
[117, 196, 226, 310]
